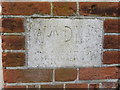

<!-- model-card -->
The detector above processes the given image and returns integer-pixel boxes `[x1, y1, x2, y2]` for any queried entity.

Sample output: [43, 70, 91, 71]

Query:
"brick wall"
[1, 1, 119, 89]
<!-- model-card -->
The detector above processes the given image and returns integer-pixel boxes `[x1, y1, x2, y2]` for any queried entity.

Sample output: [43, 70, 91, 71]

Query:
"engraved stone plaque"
[26, 19, 103, 68]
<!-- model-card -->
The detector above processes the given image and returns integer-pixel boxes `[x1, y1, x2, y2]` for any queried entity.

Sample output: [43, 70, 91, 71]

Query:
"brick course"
[0, 18, 24, 33]
[2, 52, 25, 67]
[104, 19, 120, 33]
[104, 35, 120, 49]
[2, 36, 25, 50]
[4, 69, 53, 83]
[89, 84, 99, 89]
[53, 2, 77, 16]
[55, 68, 77, 81]
[28, 85, 39, 88]
[79, 2, 119, 16]
[101, 82, 119, 88]
[65, 84, 88, 88]
[103, 51, 120, 64]
[2, 2, 51, 15]
[79, 67, 119, 80]
[41, 85, 63, 88]
[4, 85, 26, 90]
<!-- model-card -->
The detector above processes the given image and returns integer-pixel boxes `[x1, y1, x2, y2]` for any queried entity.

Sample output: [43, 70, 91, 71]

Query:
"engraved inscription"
[26, 19, 103, 68]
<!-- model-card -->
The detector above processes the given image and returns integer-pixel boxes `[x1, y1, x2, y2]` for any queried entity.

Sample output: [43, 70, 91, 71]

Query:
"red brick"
[53, 2, 77, 16]
[104, 35, 120, 49]
[104, 19, 120, 33]
[102, 82, 118, 88]
[79, 67, 119, 80]
[66, 84, 88, 88]
[41, 85, 63, 88]
[2, 2, 50, 15]
[4, 69, 53, 83]
[28, 85, 39, 89]
[2, 36, 25, 50]
[55, 68, 77, 81]
[28, 85, 39, 88]
[4, 85, 26, 90]
[0, 18, 24, 33]
[2, 52, 25, 67]
[89, 84, 99, 89]
[80, 2, 119, 17]
[103, 51, 120, 64]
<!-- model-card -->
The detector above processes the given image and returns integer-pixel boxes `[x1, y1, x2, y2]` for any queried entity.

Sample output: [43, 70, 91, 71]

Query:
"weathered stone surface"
[26, 19, 103, 68]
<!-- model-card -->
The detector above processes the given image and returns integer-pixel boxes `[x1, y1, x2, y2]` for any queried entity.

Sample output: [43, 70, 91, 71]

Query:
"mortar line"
[5, 64, 120, 69]
[1, 15, 120, 19]
[103, 49, 120, 51]
[99, 83, 102, 88]
[104, 33, 120, 35]
[0, 33, 25, 36]
[2, 50, 26, 53]
[52, 69, 55, 82]
[76, 2, 80, 16]
[26, 85, 28, 89]
[50, 2, 53, 16]
[4, 79, 118, 86]
[76, 68, 79, 81]
[63, 84, 65, 90]
[88, 84, 90, 90]
[39, 85, 41, 90]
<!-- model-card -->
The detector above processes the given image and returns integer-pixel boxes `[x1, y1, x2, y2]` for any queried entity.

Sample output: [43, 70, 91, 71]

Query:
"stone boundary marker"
[0, 1, 120, 89]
